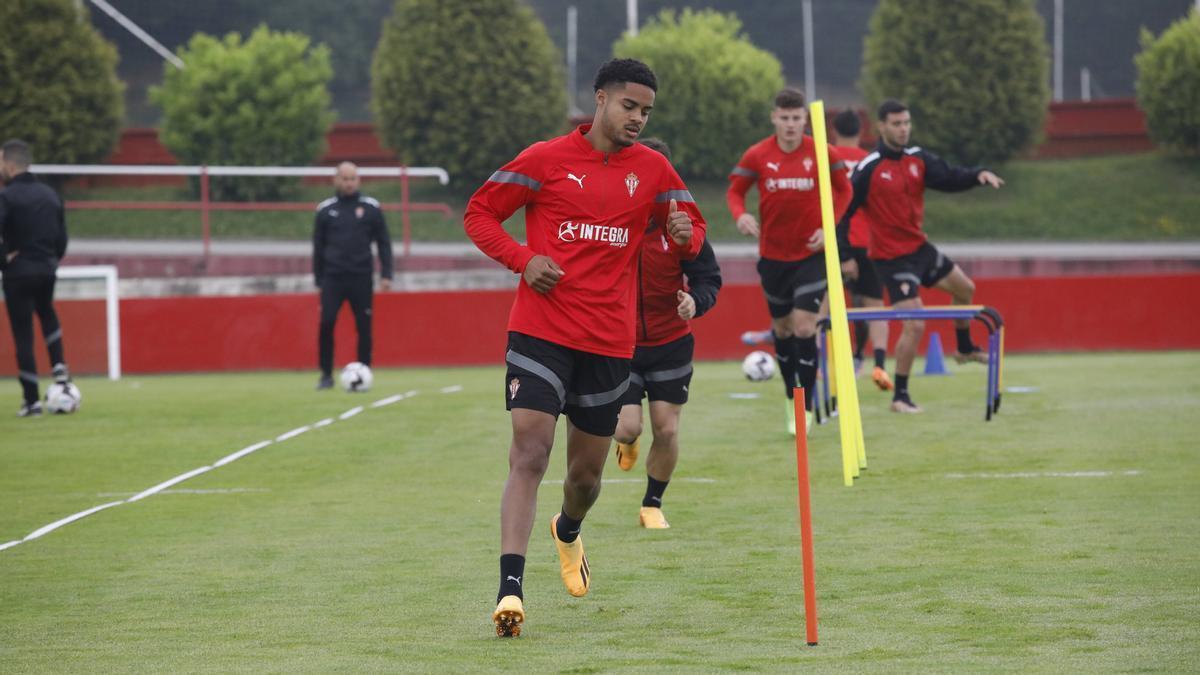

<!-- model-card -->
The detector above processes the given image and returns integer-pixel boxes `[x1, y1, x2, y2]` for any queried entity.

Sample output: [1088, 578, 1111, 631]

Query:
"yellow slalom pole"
[810, 100, 866, 486]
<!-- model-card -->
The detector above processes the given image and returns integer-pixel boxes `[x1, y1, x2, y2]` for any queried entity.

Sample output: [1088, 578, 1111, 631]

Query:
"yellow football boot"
[639, 506, 670, 529]
[492, 595, 525, 638]
[615, 438, 640, 471]
[550, 513, 590, 597]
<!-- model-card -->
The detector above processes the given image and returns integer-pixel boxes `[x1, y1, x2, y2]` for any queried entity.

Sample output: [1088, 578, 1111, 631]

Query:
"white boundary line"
[944, 470, 1142, 479]
[1, 386, 448, 554]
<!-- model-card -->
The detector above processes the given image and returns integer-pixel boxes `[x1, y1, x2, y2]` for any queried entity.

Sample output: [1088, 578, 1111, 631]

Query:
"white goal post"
[55, 265, 121, 381]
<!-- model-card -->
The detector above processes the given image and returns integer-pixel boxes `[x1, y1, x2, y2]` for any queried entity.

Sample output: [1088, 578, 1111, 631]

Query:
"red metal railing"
[36, 164, 452, 261]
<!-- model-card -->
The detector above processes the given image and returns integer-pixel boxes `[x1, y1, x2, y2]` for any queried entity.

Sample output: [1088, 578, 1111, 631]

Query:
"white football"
[340, 362, 373, 392]
[45, 381, 82, 413]
[741, 350, 776, 382]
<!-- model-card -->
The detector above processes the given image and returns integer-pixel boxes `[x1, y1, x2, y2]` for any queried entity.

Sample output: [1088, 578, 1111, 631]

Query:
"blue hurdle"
[815, 305, 1006, 421]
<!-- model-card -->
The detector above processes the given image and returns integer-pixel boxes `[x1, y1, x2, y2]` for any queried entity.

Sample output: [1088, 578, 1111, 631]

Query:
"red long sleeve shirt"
[726, 135, 851, 262]
[464, 125, 706, 358]
[831, 144, 873, 250]
[841, 144, 983, 260]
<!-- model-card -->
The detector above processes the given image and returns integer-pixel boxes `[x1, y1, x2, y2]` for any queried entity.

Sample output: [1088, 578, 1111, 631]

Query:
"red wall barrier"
[1, 274, 1197, 378]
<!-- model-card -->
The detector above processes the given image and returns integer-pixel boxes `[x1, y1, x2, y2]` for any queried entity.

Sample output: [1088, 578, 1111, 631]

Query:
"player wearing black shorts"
[831, 109, 892, 390]
[465, 60, 707, 637]
[611, 137, 721, 530]
[840, 100, 1004, 413]
[727, 89, 852, 436]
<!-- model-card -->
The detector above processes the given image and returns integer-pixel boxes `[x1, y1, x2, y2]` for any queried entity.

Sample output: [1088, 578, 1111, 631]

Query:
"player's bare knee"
[651, 421, 678, 446]
[903, 319, 925, 338]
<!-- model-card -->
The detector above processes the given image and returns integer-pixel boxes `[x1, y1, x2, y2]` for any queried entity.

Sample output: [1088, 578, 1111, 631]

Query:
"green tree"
[371, 0, 565, 191]
[0, 0, 123, 165]
[151, 26, 334, 200]
[614, 9, 784, 180]
[1136, 9, 1200, 154]
[861, 0, 1049, 165]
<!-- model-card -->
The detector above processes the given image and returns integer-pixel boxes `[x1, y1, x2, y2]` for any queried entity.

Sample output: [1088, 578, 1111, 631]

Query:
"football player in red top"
[726, 88, 851, 436]
[839, 99, 1004, 414]
[830, 109, 892, 392]
[466, 59, 706, 637]
[611, 138, 722, 532]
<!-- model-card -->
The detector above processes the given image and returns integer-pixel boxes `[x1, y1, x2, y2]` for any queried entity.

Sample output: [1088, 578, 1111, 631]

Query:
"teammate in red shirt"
[465, 59, 706, 637]
[611, 138, 722, 531]
[831, 109, 892, 391]
[839, 99, 1004, 414]
[726, 88, 851, 436]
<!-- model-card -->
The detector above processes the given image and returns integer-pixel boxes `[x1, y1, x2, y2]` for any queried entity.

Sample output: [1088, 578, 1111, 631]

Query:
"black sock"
[555, 510, 583, 543]
[774, 334, 798, 399]
[498, 553, 525, 601]
[795, 336, 818, 411]
[853, 321, 868, 360]
[956, 328, 974, 354]
[874, 348, 886, 370]
[894, 374, 909, 400]
[643, 476, 669, 508]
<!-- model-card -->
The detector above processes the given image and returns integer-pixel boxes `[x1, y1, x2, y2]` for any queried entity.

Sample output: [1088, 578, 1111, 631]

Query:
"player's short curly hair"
[774, 88, 806, 109]
[593, 58, 657, 92]
[833, 109, 861, 138]
[638, 137, 671, 161]
[877, 99, 909, 121]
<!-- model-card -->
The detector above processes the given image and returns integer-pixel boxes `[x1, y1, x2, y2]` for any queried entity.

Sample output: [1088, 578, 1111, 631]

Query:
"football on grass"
[340, 362, 373, 393]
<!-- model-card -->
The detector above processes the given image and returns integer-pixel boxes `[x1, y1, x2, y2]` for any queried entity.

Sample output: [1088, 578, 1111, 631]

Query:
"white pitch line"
[371, 394, 406, 408]
[275, 425, 312, 442]
[440, 385, 463, 394]
[542, 477, 718, 485]
[213, 440, 272, 468]
[944, 470, 1142, 479]
[1, 385, 450, 554]
[23, 501, 125, 541]
[127, 466, 214, 502]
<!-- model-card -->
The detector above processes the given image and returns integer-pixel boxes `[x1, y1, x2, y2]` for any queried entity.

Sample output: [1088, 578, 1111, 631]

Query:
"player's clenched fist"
[523, 255, 565, 294]
[666, 198, 693, 246]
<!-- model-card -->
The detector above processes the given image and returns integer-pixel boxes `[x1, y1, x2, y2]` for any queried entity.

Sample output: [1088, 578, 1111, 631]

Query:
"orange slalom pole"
[793, 387, 819, 646]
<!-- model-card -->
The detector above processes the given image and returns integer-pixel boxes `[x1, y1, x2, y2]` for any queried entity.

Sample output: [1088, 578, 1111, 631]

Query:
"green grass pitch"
[1, 352, 1198, 672]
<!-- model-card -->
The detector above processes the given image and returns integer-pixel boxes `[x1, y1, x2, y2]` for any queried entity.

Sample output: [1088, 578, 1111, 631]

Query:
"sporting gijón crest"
[625, 172, 639, 197]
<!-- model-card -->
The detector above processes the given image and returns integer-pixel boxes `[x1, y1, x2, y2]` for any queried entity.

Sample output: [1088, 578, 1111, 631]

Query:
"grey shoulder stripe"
[731, 166, 758, 179]
[861, 151, 881, 166]
[905, 146, 922, 155]
[655, 189, 695, 203]
[360, 196, 381, 208]
[489, 170, 542, 191]
[316, 197, 337, 211]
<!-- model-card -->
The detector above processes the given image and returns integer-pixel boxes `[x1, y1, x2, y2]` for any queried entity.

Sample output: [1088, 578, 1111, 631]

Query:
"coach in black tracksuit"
[312, 162, 394, 389]
[0, 139, 71, 416]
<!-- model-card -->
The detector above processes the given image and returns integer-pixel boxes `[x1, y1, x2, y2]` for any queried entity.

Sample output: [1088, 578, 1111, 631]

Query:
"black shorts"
[757, 256, 827, 319]
[619, 333, 694, 407]
[874, 242, 956, 303]
[845, 246, 883, 300]
[504, 332, 631, 437]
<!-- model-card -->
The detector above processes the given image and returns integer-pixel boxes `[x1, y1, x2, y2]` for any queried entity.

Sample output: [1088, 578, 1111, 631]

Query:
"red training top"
[464, 124, 707, 358]
[726, 135, 852, 262]
[841, 144, 982, 260]
[831, 144, 873, 250]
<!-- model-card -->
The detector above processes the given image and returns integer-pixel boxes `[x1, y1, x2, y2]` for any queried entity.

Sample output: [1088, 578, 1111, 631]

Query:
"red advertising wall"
[1, 274, 1197, 376]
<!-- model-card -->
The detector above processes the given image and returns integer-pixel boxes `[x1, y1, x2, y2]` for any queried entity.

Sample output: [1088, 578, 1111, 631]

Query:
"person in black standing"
[312, 161, 394, 389]
[0, 139, 71, 417]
